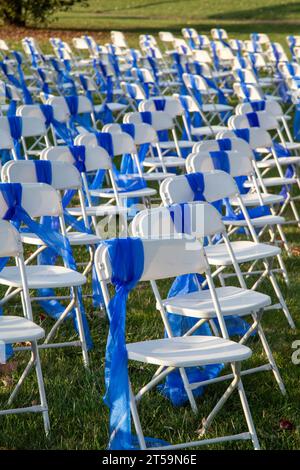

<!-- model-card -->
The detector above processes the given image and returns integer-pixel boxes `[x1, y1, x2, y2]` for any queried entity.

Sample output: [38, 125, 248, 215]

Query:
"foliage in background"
[0, 0, 89, 27]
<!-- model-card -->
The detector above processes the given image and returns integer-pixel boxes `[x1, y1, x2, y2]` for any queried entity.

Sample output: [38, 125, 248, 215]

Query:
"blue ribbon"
[103, 238, 144, 450]
[246, 112, 260, 127]
[0, 181, 93, 350]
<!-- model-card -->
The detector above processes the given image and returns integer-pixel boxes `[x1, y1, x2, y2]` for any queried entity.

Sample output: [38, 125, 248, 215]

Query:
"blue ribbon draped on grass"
[103, 237, 144, 450]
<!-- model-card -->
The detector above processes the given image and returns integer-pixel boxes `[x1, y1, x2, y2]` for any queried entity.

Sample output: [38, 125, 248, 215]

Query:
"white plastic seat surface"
[205, 241, 281, 266]
[163, 285, 270, 318]
[127, 336, 252, 367]
[0, 266, 86, 289]
[0, 316, 45, 343]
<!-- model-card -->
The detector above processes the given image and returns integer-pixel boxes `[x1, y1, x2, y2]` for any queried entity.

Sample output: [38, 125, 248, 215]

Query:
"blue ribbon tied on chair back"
[103, 238, 144, 450]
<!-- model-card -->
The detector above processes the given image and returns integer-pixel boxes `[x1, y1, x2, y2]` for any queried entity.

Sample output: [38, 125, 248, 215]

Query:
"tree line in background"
[0, 0, 89, 27]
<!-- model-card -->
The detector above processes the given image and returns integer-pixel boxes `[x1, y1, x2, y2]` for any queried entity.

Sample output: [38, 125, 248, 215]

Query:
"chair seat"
[244, 177, 298, 188]
[223, 215, 285, 227]
[90, 187, 157, 199]
[163, 285, 270, 318]
[257, 156, 300, 169]
[21, 232, 100, 246]
[201, 103, 233, 113]
[94, 103, 127, 113]
[205, 240, 281, 266]
[159, 140, 193, 149]
[230, 193, 284, 206]
[0, 316, 45, 344]
[280, 141, 300, 151]
[130, 172, 174, 181]
[143, 157, 186, 168]
[68, 205, 128, 216]
[0, 265, 86, 289]
[191, 125, 228, 137]
[127, 336, 252, 367]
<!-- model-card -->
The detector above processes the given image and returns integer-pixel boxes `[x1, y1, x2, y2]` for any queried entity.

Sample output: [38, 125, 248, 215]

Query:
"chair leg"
[74, 288, 89, 368]
[31, 341, 50, 436]
[236, 374, 260, 450]
[129, 382, 147, 450]
[267, 265, 295, 328]
[179, 367, 198, 414]
[256, 321, 286, 395]
[7, 354, 35, 406]
[198, 366, 240, 437]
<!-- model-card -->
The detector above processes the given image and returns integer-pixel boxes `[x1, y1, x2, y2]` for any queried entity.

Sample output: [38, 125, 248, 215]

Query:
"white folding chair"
[0, 220, 49, 434]
[102, 121, 174, 181]
[0, 182, 89, 365]
[229, 112, 300, 228]
[2, 159, 100, 281]
[160, 170, 295, 329]
[96, 236, 260, 450]
[132, 202, 285, 394]
[124, 110, 187, 170]
[75, 130, 157, 205]
[0, 116, 49, 160]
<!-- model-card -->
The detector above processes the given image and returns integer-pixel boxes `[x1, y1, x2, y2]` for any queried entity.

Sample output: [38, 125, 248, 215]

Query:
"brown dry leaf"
[279, 419, 295, 431]
[291, 246, 300, 257]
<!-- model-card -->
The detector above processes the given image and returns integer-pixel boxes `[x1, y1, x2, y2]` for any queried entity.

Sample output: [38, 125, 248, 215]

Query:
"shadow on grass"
[43, 20, 300, 36]
[208, 1, 300, 21]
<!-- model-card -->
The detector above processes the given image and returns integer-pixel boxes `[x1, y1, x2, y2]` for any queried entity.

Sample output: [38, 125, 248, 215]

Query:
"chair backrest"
[233, 69, 258, 84]
[132, 67, 155, 84]
[95, 237, 207, 283]
[0, 116, 46, 138]
[183, 73, 208, 93]
[158, 31, 175, 44]
[41, 145, 112, 171]
[131, 202, 225, 239]
[72, 37, 90, 51]
[0, 127, 13, 150]
[47, 96, 93, 122]
[160, 171, 238, 206]
[75, 131, 136, 156]
[17, 104, 48, 123]
[120, 81, 146, 101]
[0, 183, 62, 218]
[124, 111, 174, 131]
[186, 150, 253, 177]
[102, 122, 157, 145]
[139, 96, 184, 118]
[192, 137, 252, 156]
[229, 111, 279, 131]
[193, 49, 212, 65]
[0, 82, 22, 102]
[235, 100, 283, 118]
[211, 28, 228, 40]
[2, 160, 82, 191]
[0, 39, 9, 52]
[0, 219, 23, 258]
[217, 128, 273, 149]
[111, 31, 128, 48]
[233, 82, 264, 102]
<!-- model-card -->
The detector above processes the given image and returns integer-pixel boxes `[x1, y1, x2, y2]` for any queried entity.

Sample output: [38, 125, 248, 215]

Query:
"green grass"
[1, 0, 300, 451]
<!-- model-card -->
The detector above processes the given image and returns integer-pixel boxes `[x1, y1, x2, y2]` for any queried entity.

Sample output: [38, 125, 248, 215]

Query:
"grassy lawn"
[1, 0, 300, 451]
